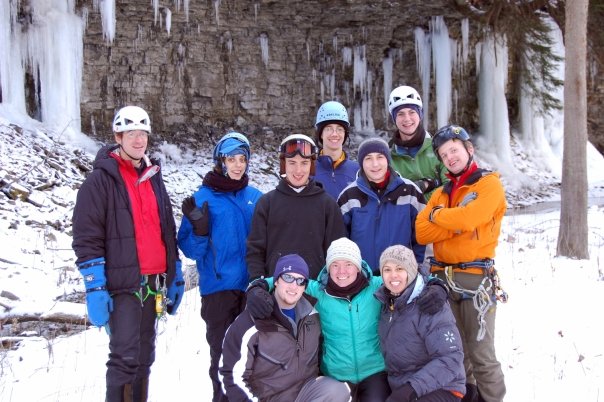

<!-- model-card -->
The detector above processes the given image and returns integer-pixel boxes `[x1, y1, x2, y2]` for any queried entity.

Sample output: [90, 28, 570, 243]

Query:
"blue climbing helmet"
[314, 101, 350, 145]
[432, 125, 472, 164]
[213, 132, 251, 176]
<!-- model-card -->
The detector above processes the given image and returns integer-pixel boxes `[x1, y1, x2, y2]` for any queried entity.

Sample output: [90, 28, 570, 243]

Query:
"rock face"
[26, 0, 604, 153]
[79, 0, 473, 143]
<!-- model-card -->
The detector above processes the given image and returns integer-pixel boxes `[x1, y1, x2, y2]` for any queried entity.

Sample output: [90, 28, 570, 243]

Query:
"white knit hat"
[326, 238, 362, 271]
[379, 245, 418, 284]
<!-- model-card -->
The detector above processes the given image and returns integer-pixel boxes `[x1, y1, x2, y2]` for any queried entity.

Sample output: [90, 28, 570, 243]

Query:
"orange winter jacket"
[416, 169, 506, 266]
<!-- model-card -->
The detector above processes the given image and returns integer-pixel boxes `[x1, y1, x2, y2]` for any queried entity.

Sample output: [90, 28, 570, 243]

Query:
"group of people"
[72, 84, 507, 402]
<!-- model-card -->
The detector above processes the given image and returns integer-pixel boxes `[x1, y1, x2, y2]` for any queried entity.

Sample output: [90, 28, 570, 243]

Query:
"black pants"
[106, 290, 157, 387]
[200, 290, 246, 402]
[349, 371, 391, 402]
[417, 389, 461, 401]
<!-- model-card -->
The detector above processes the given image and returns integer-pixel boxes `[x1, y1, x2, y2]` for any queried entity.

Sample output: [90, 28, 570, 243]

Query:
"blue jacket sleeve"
[177, 216, 209, 261]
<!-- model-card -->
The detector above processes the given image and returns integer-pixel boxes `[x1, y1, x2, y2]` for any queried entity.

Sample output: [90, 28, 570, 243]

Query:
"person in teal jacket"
[178, 132, 262, 402]
[246, 237, 449, 402]
[387, 85, 447, 200]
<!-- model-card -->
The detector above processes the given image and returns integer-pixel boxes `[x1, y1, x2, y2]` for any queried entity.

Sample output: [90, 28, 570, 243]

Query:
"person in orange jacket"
[415, 125, 507, 402]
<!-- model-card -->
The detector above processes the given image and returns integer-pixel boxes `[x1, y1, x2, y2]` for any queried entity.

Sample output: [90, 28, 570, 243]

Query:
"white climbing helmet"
[112, 106, 151, 133]
[387, 86, 423, 117]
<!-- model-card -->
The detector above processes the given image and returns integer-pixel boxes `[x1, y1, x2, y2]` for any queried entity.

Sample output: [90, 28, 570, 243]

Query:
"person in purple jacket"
[375, 245, 466, 402]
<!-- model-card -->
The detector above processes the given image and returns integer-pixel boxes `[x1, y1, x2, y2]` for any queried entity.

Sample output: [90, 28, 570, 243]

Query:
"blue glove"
[167, 261, 185, 315]
[78, 258, 113, 327]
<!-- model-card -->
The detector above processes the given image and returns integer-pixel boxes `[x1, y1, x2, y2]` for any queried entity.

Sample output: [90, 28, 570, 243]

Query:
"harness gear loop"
[135, 274, 169, 321]
[431, 257, 504, 342]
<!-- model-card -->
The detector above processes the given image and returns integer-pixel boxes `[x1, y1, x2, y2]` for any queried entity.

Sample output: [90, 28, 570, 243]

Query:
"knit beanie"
[326, 237, 362, 271]
[391, 104, 424, 122]
[379, 245, 418, 285]
[357, 137, 392, 165]
[273, 254, 310, 282]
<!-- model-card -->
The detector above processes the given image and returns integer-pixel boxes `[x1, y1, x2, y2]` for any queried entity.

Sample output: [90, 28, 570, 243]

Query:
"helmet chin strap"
[448, 154, 474, 178]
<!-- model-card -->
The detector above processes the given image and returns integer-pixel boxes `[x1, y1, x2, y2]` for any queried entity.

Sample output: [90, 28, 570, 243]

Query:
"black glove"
[246, 279, 273, 319]
[416, 277, 449, 315]
[414, 177, 441, 194]
[386, 383, 417, 402]
[181, 196, 209, 236]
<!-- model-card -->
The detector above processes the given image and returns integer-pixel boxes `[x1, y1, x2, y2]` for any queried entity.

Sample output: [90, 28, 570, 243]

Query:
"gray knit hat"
[357, 137, 392, 165]
[379, 245, 418, 285]
[326, 237, 362, 271]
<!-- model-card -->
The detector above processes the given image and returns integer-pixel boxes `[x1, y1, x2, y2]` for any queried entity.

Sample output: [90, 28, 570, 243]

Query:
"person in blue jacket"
[313, 100, 360, 200]
[375, 245, 465, 402]
[338, 136, 426, 275]
[246, 237, 449, 402]
[178, 132, 262, 402]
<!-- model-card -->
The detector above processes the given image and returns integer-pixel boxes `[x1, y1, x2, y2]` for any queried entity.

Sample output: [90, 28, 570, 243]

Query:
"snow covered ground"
[1, 118, 604, 401]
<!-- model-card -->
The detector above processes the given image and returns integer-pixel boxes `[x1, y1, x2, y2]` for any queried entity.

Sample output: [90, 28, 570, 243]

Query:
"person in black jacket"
[72, 106, 184, 402]
[246, 134, 346, 280]
[220, 254, 349, 401]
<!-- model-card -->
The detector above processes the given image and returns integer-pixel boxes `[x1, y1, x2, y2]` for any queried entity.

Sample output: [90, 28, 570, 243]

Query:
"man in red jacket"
[72, 106, 184, 402]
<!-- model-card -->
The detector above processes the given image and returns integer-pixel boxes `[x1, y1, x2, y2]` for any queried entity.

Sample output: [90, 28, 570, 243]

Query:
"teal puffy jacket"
[306, 261, 385, 383]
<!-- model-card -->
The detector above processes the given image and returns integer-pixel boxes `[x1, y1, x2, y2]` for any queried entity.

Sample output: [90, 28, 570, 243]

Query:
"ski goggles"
[280, 273, 308, 286]
[279, 139, 317, 158]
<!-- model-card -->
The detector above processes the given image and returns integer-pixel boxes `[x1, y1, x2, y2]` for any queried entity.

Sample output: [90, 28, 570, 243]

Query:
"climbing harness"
[136, 274, 169, 322]
[430, 257, 508, 341]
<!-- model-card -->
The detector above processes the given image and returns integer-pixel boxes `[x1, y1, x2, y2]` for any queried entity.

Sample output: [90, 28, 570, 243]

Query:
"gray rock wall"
[79, 0, 473, 145]
[75, 0, 603, 154]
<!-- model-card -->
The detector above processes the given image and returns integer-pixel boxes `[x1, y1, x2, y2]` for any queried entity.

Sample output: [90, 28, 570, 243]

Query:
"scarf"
[325, 272, 369, 299]
[202, 170, 249, 193]
[393, 125, 425, 148]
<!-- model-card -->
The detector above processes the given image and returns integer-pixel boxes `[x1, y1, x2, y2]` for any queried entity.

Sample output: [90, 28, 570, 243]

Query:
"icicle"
[254, 3, 259, 23]
[259, 33, 269, 67]
[184, 0, 189, 22]
[477, 32, 513, 168]
[333, 35, 338, 53]
[96, 0, 116, 43]
[306, 41, 310, 62]
[25, 0, 85, 138]
[152, 0, 159, 25]
[352, 45, 374, 133]
[430, 16, 453, 129]
[176, 42, 185, 82]
[165, 8, 172, 35]
[341, 47, 352, 69]
[461, 19, 469, 66]
[214, 0, 221, 26]
[353, 45, 367, 95]
[0, 0, 27, 114]
[414, 27, 431, 130]
[382, 50, 393, 113]
[330, 67, 336, 99]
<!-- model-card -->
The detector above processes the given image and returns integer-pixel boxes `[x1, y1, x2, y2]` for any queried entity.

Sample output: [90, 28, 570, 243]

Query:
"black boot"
[106, 384, 133, 402]
[132, 377, 149, 402]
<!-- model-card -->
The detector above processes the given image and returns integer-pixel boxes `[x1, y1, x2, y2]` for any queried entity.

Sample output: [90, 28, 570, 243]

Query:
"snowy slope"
[1, 119, 604, 401]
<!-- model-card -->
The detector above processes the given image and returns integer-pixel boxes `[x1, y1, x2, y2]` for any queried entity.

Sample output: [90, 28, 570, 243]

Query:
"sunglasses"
[280, 139, 317, 158]
[279, 273, 308, 286]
